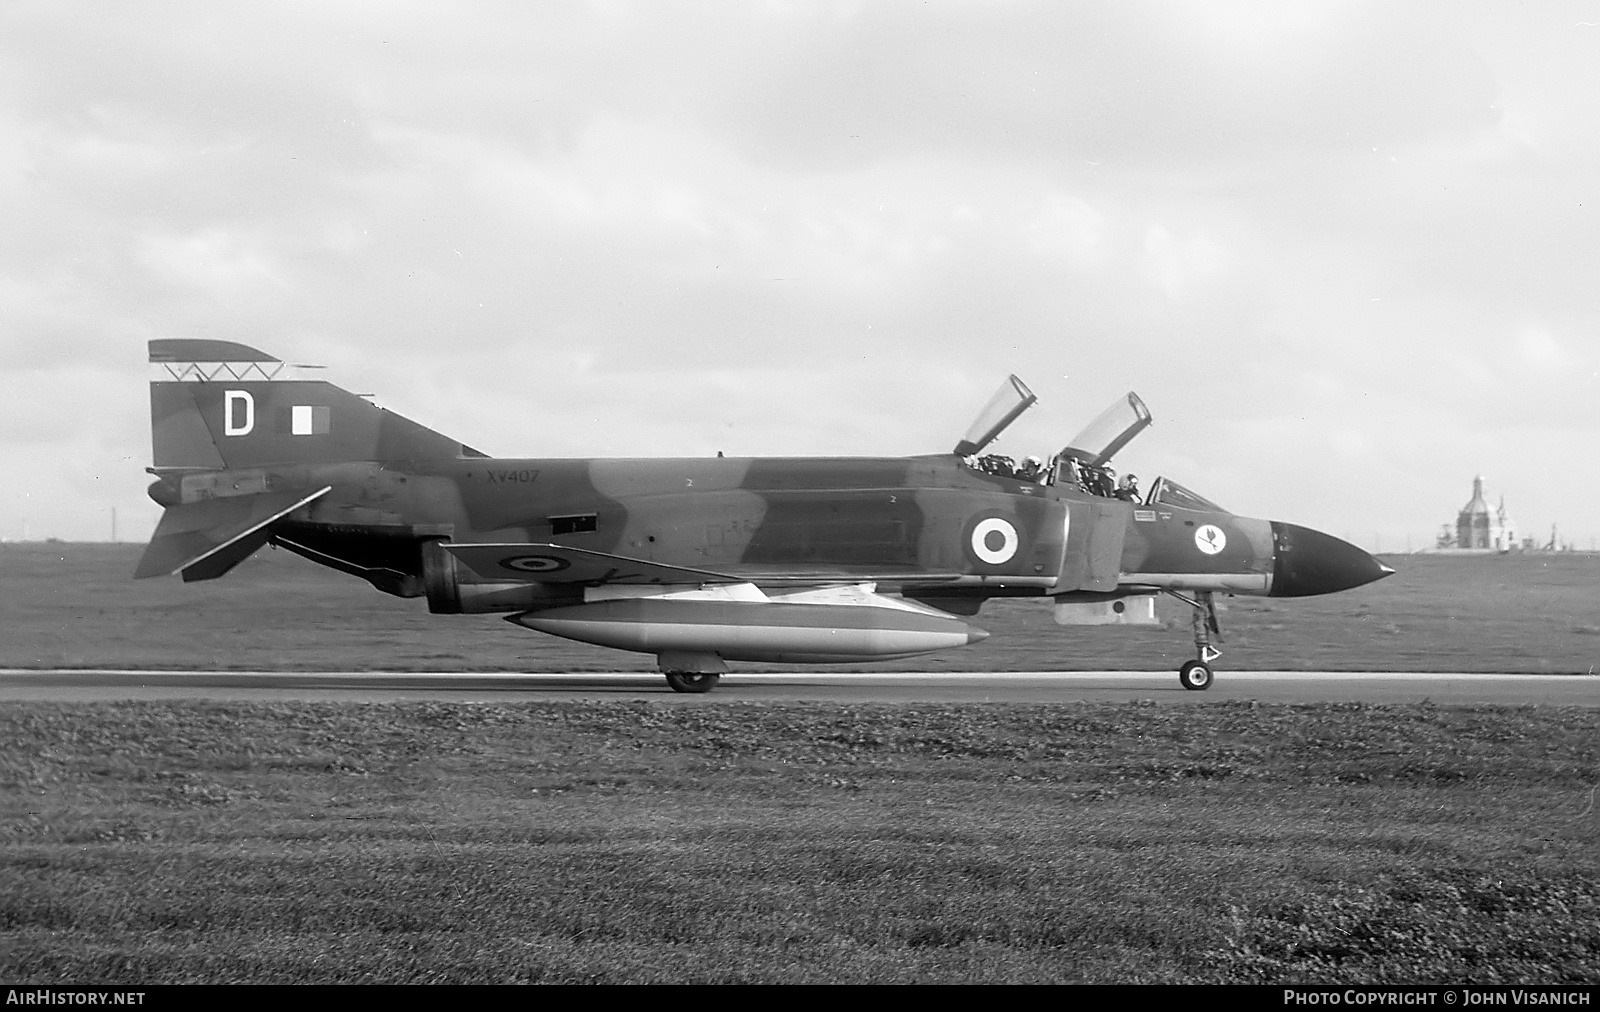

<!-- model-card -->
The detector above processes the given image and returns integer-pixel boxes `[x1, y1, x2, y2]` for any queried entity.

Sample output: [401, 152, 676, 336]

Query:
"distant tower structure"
[1455, 475, 1516, 550]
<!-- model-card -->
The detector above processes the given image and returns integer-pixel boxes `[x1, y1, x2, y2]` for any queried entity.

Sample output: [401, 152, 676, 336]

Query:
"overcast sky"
[4, 1, 1597, 550]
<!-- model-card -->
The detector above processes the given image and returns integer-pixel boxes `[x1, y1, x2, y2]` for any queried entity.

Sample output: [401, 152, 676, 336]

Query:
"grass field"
[3, 699, 1597, 983]
[3, 542, 1599, 673]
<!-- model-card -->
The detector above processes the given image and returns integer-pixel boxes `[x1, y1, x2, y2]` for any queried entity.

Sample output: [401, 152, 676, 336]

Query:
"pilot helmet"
[1023, 455, 1042, 467]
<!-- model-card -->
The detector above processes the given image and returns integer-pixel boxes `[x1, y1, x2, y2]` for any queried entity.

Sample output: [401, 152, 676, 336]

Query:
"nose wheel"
[1168, 590, 1223, 691]
[1178, 659, 1213, 691]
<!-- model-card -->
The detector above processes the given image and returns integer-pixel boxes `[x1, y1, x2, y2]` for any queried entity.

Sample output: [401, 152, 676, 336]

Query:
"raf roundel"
[1194, 525, 1227, 556]
[970, 517, 1020, 565]
[502, 555, 571, 574]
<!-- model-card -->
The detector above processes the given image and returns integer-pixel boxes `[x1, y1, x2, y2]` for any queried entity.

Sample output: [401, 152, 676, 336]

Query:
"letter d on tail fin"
[223, 390, 254, 435]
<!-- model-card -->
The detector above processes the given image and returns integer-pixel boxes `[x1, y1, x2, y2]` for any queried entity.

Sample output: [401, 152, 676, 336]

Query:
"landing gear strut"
[1167, 590, 1223, 691]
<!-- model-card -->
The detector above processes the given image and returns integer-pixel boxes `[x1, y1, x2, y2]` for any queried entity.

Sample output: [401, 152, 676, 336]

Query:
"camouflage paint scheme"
[138, 339, 1391, 690]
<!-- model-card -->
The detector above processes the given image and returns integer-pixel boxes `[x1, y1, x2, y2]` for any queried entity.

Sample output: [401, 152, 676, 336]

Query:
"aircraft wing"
[444, 543, 742, 586]
[443, 543, 966, 588]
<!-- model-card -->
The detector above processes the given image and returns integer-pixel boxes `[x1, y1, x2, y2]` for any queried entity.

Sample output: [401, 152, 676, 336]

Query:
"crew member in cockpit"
[1079, 461, 1106, 496]
[1100, 466, 1118, 498]
[1116, 473, 1141, 502]
[1018, 455, 1044, 482]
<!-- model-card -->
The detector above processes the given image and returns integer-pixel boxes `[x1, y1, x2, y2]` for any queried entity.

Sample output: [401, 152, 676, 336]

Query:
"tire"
[665, 672, 721, 694]
[1178, 660, 1213, 691]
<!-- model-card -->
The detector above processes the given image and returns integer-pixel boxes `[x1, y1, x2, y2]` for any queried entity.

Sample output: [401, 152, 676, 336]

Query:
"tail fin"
[140, 339, 482, 582]
[148, 338, 482, 470]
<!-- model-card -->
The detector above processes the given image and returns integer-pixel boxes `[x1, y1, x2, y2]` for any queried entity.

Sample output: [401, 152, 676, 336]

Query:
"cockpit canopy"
[953, 378, 1151, 468]
[1060, 392, 1151, 468]
[1145, 476, 1226, 513]
[953, 375, 1037, 457]
[953, 377, 1231, 511]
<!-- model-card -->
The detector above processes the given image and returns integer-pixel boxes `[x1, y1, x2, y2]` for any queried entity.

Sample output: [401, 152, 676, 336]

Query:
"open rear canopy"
[1059, 391, 1151, 467]
[954, 375, 1036, 457]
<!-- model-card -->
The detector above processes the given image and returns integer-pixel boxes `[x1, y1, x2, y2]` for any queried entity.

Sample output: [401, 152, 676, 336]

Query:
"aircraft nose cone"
[966, 625, 991, 645]
[1270, 522, 1395, 597]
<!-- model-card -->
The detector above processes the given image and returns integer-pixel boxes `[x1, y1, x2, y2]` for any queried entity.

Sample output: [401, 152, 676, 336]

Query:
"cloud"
[1143, 223, 1230, 300]
[0, 1, 1595, 547]
[139, 229, 294, 298]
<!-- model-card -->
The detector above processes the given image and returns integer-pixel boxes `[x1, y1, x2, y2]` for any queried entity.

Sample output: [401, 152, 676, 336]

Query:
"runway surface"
[3, 668, 1598, 705]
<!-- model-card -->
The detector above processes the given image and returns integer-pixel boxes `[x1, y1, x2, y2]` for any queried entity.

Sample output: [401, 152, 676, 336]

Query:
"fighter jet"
[137, 339, 1393, 692]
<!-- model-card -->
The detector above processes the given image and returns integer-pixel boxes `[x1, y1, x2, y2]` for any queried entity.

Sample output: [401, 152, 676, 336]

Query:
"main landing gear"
[659, 651, 727, 694]
[1167, 590, 1223, 691]
[664, 672, 720, 694]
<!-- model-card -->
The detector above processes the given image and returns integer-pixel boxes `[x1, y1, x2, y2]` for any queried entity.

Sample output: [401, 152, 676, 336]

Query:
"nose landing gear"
[1167, 590, 1223, 691]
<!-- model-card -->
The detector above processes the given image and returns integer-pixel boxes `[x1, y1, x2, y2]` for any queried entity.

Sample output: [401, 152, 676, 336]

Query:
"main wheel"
[1178, 660, 1213, 691]
[665, 671, 721, 694]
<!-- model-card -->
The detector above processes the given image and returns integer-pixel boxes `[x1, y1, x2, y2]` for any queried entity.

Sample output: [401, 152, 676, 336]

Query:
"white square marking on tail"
[291, 405, 313, 435]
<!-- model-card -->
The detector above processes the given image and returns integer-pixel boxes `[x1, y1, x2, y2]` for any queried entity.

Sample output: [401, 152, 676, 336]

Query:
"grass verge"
[3, 699, 1597, 983]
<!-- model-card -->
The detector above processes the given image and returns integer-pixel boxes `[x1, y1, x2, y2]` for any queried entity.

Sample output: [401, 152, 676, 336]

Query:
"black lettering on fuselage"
[485, 469, 540, 484]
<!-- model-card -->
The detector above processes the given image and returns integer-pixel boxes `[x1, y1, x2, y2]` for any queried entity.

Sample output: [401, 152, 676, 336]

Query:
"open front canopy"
[1059, 391, 1151, 467]
[954, 375, 1037, 457]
